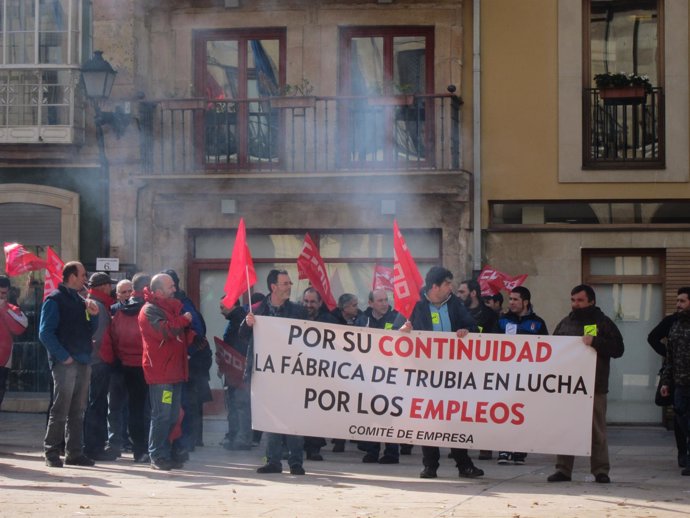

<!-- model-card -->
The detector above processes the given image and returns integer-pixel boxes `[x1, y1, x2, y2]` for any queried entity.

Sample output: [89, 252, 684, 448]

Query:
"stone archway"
[0, 183, 79, 260]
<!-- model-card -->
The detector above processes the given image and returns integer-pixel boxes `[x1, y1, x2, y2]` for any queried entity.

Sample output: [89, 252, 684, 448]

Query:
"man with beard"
[648, 287, 690, 468]
[399, 266, 483, 480]
[547, 284, 624, 483]
[457, 278, 498, 461]
[660, 288, 690, 476]
[458, 279, 499, 334]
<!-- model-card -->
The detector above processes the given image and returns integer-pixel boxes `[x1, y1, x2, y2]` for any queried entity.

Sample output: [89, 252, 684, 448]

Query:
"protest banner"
[251, 316, 597, 456]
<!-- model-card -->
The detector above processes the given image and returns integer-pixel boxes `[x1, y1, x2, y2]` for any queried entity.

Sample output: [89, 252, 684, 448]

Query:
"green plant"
[593, 72, 652, 92]
[279, 79, 314, 97]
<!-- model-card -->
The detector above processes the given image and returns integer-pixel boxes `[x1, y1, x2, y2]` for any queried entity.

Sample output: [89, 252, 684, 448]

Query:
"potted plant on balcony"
[594, 72, 652, 105]
[367, 81, 416, 106]
[270, 79, 316, 108]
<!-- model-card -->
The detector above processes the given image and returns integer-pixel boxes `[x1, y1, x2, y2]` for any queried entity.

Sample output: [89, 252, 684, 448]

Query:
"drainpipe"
[472, 0, 482, 274]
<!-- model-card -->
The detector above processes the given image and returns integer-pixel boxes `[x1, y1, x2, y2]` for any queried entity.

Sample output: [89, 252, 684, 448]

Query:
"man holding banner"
[245, 269, 309, 475]
[547, 284, 624, 484]
[398, 266, 484, 479]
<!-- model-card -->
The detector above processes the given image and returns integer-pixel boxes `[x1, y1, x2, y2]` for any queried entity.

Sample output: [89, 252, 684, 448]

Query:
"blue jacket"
[402, 292, 478, 333]
[40, 284, 98, 366]
[498, 308, 549, 335]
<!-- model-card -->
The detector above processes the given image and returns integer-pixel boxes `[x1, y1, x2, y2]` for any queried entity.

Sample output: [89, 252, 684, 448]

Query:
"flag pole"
[245, 264, 253, 312]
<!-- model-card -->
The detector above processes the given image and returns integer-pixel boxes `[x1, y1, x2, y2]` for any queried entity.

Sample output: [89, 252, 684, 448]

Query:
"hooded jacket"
[101, 294, 145, 367]
[553, 305, 624, 394]
[139, 288, 194, 385]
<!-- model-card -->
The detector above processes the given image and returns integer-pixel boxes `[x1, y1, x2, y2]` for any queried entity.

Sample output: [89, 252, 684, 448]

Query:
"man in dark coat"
[547, 284, 624, 484]
[399, 266, 483, 479]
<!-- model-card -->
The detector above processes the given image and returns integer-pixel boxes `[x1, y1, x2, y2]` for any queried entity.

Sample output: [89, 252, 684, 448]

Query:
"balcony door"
[194, 28, 285, 170]
[338, 26, 434, 169]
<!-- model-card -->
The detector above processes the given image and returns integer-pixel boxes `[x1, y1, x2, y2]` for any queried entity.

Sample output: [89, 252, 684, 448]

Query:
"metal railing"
[140, 93, 462, 174]
[584, 87, 664, 167]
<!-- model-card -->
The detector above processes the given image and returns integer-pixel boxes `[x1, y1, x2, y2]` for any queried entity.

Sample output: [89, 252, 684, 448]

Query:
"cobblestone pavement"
[1, 411, 689, 517]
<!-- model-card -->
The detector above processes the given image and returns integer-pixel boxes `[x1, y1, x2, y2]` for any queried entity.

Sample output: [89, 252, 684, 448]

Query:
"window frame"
[192, 27, 287, 171]
[338, 25, 435, 169]
[581, 0, 665, 169]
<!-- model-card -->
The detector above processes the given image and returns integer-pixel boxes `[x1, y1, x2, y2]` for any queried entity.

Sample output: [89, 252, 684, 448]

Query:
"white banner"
[251, 316, 597, 456]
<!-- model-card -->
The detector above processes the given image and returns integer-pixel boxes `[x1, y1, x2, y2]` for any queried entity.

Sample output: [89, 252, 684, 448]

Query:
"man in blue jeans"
[139, 273, 193, 471]
[40, 261, 100, 468]
[244, 269, 308, 475]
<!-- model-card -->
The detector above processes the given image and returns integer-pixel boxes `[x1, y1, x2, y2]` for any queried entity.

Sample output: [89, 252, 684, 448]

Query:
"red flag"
[222, 218, 257, 309]
[3, 242, 46, 276]
[43, 247, 64, 301]
[214, 337, 246, 388]
[392, 220, 424, 319]
[372, 264, 394, 291]
[477, 265, 528, 296]
[297, 233, 337, 311]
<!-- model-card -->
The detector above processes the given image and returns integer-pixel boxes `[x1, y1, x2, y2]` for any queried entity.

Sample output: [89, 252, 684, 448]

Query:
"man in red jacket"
[138, 273, 193, 470]
[0, 275, 27, 409]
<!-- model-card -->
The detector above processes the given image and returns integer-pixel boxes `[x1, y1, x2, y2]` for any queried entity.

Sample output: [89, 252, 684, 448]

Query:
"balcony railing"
[584, 87, 664, 168]
[139, 93, 462, 174]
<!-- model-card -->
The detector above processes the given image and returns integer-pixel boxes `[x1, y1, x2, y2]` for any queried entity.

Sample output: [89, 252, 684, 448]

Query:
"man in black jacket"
[648, 287, 690, 468]
[547, 284, 624, 484]
[399, 266, 483, 479]
[245, 269, 308, 475]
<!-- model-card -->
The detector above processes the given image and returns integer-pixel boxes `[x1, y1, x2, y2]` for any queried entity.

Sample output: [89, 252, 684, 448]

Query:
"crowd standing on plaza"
[5, 259, 690, 481]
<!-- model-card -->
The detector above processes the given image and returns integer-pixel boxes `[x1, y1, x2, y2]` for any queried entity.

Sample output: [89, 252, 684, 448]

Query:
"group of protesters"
[9, 258, 690, 481]
[33, 263, 212, 471]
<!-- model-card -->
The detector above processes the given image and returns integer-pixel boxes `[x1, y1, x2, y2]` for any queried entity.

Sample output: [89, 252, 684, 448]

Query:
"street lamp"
[81, 50, 127, 258]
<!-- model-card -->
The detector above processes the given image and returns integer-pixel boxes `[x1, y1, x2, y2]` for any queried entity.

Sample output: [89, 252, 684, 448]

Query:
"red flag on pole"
[392, 220, 424, 320]
[297, 233, 337, 311]
[372, 264, 394, 291]
[43, 246, 64, 301]
[222, 218, 257, 309]
[3, 242, 46, 276]
[477, 265, 528, 296]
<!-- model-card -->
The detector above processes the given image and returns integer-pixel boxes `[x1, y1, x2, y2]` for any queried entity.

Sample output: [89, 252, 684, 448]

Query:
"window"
[0, 0, 84, 143]
[194, 28, 286, 170]
[582, 249, 664, 423]
[339, 26, 434, 168]
[583, 0, 664, 168]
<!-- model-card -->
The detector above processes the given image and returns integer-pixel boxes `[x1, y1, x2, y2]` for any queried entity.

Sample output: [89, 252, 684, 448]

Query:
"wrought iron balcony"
[139, 93, 462, 175]
[584, 87, 664, 168]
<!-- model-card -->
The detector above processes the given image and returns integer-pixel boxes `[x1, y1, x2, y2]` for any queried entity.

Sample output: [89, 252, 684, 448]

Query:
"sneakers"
[306, 452, 323, 461]
[150, 457, 175, 471]
[45, 455, 63, 468]
[256, 463, 282, 474]
[378, 455, 399, 464]
[65, 454, 96, 467]
[497, 451, 512, 464]
[681, 467, 690, 476]
[289, 465, 306, 475]
[595, 473, 611, 483]
[512, 453, 526, 465]
[134, 453, 151, 464]
[547, 471, 571, 482]
[332, 441, 345, 453]
[458, 464, 484, 478]
[419, 466, 438, 479]
[171, 447, 189, 464]
[362, 453, 379, 463]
